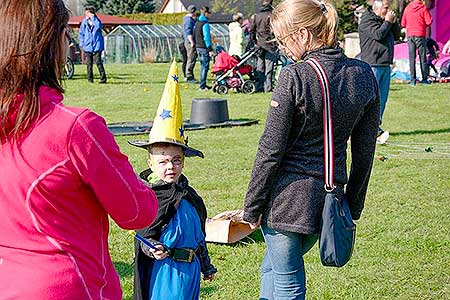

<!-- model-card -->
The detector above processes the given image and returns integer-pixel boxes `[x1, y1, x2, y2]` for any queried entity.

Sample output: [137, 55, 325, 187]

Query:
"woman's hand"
[249, 214, 262, 230]
[150, 244, 169, 260]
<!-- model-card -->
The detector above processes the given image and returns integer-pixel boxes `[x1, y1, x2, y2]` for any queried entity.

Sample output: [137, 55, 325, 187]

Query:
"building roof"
[68, 13, 151, 31]
[158, 0, 234, 23]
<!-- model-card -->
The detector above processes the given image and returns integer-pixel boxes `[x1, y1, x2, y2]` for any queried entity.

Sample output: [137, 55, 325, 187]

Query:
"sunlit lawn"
[64, 63, 450, 300]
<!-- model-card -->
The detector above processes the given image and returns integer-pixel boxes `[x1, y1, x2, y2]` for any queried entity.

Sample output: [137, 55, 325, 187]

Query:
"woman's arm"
[68, 110, 158, 229]
[243, 69, 298, 223]
[347, 90, 380, 220]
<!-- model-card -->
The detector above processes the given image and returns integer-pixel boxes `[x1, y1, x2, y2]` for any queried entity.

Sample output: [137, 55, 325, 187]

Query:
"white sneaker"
[376, 131, 389, 144]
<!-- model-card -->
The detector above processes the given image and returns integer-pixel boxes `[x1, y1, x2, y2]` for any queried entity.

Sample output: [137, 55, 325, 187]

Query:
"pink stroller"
[211, 48, 257, 94]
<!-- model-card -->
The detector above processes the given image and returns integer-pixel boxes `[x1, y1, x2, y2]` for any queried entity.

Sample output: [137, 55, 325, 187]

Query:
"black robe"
[133, 169, 207, 300]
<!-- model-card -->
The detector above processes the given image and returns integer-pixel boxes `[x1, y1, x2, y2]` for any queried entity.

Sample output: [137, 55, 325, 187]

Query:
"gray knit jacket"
[243, 47, 380, 234]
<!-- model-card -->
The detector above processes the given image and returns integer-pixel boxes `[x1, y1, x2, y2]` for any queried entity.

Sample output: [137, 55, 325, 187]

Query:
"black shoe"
[88, 79, 94, 83]
[199, 85, 212, 91]
[99, 80, 107, 84]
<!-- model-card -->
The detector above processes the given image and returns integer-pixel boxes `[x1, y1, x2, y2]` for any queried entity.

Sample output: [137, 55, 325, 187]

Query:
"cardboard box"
[205, 209, 256, 244]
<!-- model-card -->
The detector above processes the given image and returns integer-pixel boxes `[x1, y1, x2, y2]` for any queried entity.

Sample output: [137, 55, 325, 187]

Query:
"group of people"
[2, 1, 394, 300]
[358, 0, 441, 145]
[179, 0, 282, 93]
[229, 0, 282, 93]
[179, 5, 214, 91]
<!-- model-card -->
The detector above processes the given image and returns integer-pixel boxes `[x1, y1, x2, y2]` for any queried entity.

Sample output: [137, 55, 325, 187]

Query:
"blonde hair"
[233, 12, 244, 22]
[271, 0, 339, 48]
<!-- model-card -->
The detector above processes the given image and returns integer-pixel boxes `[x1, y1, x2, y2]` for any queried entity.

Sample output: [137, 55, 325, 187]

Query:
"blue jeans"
[197, 48, 210, 89]
[259, 225, 319, 300]
[371, 66, 391, 132]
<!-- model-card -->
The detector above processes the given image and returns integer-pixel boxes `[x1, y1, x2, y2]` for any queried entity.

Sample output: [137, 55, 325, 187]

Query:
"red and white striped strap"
[306, 58, 335, 192]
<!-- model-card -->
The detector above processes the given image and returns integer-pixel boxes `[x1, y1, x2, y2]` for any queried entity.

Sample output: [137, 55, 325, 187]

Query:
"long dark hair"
[0, 0, 70, 143]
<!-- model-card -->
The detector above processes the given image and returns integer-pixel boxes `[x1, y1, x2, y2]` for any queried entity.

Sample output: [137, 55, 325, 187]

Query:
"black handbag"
[306, 58, 356, 268]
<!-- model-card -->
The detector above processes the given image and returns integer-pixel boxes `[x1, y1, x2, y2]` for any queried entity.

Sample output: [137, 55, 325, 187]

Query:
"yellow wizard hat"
[128, 61, 204, 158]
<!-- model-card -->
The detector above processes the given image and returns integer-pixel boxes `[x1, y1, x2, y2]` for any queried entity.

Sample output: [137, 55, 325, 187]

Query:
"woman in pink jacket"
[0, 1, 158, 299]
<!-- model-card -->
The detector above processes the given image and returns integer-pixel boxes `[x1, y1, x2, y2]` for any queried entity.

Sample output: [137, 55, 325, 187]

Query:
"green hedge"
[120, 12, 186, 25]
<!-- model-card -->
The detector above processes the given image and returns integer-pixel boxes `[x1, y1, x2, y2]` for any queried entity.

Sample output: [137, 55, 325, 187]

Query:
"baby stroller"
[211, 47, 258, 94]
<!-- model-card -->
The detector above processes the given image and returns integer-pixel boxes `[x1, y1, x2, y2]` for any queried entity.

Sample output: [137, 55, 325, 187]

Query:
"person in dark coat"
[194, 6, 214, 91]
[243, 0, 380, 299]
[425, 37, 439, 76]
[359, 0, 400, 143]
[182, 5, 198, 83]
[249, 0, 278, 92]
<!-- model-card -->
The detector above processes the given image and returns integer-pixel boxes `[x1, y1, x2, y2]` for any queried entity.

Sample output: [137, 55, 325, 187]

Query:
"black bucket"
[190, 98, 229, 125]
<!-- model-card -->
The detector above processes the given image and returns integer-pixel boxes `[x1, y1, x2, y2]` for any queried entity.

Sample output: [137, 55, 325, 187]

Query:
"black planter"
[190, 98, 229, 125]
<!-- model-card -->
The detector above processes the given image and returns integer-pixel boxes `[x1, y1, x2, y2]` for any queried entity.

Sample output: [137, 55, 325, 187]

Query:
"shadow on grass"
[201, 285, 219, 296]
[390, 127, 450, 136]
[68, 72, 162, 83]
[105, 80, 166, 85]
[114, 261, 133, 279]
[210, 228, 265, 249]
[389, 86, 404, 91]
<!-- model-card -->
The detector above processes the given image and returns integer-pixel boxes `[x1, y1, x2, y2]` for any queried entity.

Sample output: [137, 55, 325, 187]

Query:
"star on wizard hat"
[128, 61, 204, 158]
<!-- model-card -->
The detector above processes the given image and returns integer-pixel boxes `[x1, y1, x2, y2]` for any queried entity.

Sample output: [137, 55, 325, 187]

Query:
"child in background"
[426, 37, 440, 77]
[131, 61, 216, 300]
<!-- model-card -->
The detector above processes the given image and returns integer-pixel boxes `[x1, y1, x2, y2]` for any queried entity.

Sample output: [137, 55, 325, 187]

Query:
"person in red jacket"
[0, 1, 158, 299]
[401, 0, 433, 85]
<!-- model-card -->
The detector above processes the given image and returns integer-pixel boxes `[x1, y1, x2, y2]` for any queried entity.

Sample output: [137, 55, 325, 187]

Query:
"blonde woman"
[228, 13, 244, 56]
[243, 0, 380, 299]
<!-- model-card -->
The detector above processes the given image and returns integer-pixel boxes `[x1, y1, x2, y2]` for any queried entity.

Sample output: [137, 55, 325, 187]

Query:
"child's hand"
[150, 244, 169, 260]
[203, 273, 215, 281]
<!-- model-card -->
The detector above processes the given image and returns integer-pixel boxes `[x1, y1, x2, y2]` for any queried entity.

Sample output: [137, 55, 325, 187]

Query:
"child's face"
[148, 144, 184, 183]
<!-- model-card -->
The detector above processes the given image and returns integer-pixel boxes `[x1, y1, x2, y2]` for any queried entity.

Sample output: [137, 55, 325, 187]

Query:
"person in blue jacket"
[193, 7, 214, 91]
[79, 7, 107, 83]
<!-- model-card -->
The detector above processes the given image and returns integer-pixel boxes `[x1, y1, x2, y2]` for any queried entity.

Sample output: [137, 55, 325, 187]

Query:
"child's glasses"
[157, 157, 183, 167]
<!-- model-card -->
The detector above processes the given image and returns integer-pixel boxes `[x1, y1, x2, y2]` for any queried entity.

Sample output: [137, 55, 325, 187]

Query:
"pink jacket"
[401, 0, 432, 38]
[0, 87, 158, 299]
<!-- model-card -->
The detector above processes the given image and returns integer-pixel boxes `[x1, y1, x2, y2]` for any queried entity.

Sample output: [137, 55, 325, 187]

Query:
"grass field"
[64, 63, 450, 300]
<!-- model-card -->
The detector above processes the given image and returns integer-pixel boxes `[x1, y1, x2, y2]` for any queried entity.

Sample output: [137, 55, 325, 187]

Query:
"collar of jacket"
[301, 46, 345, 62]
[199, 14, 208, 22]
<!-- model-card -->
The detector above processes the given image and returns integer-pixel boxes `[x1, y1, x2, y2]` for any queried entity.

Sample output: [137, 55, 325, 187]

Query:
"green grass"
[65, 63, 450, 300]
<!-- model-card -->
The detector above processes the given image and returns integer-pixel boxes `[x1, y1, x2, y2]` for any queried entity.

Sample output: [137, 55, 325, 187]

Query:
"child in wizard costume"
[130, 61, 217, 300]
